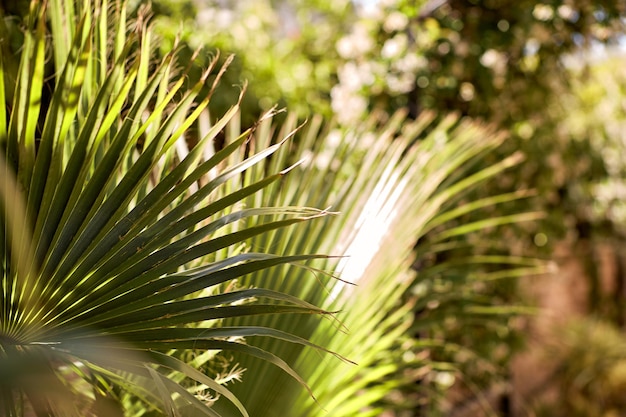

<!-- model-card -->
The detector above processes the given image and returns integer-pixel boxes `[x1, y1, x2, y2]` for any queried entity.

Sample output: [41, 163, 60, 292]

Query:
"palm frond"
[0, 1, 339, 416]
[215, 110, 546, 416]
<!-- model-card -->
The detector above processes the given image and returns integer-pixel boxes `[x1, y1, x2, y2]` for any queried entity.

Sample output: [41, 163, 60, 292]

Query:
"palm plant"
[211, 110, 545, 416]
[0, 1, 342, 415]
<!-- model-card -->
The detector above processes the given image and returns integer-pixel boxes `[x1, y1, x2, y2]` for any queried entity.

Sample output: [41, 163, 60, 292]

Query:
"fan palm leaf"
[213, 110, 546, 416]
[0, 1, 339, 416]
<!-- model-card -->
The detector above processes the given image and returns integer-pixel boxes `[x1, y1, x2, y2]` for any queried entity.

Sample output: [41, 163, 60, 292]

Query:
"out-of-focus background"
[141, 1, 626, 415]
[3, 0, 626, 415]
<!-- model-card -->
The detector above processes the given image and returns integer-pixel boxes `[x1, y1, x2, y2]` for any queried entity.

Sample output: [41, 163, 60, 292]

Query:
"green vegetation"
[533, 319, 626, 417]
[2, 0, 626, 416]
[0, 2, 336, 415]
[212, 109, 543, 417]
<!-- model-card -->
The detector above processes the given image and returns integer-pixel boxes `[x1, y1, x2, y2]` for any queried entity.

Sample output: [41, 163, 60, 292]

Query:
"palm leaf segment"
[222, 110, 545, 416]
[0, 1, 335, 415]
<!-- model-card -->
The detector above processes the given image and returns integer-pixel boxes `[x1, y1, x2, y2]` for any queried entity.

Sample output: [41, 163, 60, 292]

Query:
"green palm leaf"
[0, 1, 338, 416]
[213, 110, 546, 416]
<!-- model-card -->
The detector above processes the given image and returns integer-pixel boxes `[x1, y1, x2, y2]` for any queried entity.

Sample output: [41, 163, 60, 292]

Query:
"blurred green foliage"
[143, 0, 355, 125]
[534, 318, 626, 417]
[142, 0, 626, 414]
[330, 0, 625, 248]
[144, 0, 626, 246]
[562, 54, 626, 234]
